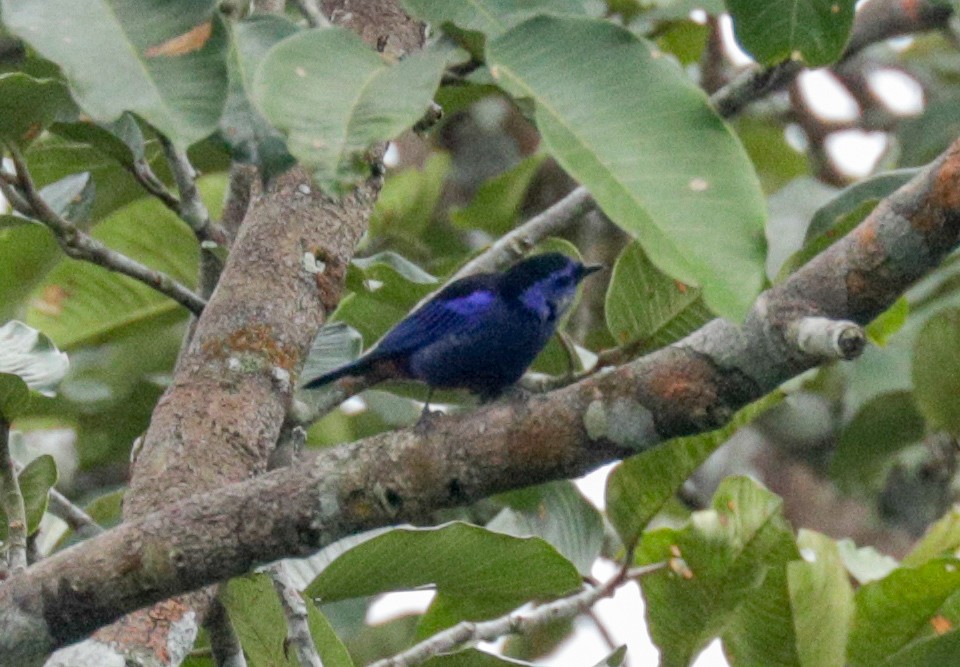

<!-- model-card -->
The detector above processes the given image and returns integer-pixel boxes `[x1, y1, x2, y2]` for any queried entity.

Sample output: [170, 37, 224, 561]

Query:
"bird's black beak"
[579, 263, 604, 280]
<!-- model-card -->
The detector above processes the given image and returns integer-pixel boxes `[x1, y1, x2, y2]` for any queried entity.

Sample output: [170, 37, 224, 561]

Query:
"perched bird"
[304, 252, 602, 399]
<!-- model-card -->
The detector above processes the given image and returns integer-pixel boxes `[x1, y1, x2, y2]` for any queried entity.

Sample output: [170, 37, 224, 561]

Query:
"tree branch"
[2, 137, 958, 666]
[3, 146, 207, 315]
[709, 0, 953, 118]
[269, 563, 323, 667]
[369, 561, 664, 667]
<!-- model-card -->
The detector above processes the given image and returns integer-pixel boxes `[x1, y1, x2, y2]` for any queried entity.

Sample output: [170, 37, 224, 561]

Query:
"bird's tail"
[301, 356, 374, 389]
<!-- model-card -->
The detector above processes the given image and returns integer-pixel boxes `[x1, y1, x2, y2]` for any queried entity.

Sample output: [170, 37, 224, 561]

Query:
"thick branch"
[2, 138, 958, 666]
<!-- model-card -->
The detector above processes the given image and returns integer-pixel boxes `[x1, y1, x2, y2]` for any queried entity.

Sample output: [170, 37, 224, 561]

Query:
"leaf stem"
[0, 419, 27, 573]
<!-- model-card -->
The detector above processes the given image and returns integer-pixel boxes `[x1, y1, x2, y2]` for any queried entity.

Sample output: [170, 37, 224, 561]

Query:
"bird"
[303, 252, 602, 400]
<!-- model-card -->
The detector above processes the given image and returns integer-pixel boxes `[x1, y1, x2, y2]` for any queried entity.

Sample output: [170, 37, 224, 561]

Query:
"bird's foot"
[414, 403, 443, 433]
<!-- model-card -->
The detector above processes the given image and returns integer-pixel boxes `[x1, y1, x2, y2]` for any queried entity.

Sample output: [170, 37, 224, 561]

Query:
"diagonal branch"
[3, 145, 207, 315]
[369, 560, 665, 667]
[1, 137, 958, 667]
[0, 419, 27, 573]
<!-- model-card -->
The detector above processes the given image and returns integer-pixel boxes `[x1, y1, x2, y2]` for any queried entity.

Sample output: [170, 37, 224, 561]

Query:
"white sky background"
[374, 11, 925, 666]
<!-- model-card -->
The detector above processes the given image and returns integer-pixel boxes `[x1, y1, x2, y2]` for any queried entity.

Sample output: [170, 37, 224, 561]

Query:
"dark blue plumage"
[304, 253, 601, 398]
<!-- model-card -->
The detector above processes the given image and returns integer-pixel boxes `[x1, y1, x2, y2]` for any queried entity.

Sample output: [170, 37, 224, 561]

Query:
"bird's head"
[502, 253, 603, 322]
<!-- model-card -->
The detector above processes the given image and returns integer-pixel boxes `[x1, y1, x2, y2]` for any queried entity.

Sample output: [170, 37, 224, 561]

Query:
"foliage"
[1, 0, 959, 665]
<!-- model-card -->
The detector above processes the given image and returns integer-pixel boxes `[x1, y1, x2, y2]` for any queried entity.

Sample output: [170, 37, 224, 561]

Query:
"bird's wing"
[371, 276, 499, 358]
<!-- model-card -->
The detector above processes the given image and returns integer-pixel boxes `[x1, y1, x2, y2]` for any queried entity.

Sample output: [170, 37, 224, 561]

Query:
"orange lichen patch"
[145, 21, 212, 58]
[932, 150, 960, 211]
[31, 284, 69, 316]
[853, 219, 879, 250]
[902, 0, 922, 21]
[931, 615, 953, 635]
[94, 599, 191, 661]
[202, 324, 299, 371]
[646, 361, 715, 405]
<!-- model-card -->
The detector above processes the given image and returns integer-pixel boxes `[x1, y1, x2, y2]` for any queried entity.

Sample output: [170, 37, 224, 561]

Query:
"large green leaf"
[2, 0, 228, 148]
[724, 0, 856, 67]
[487, 16, 766, 321]
[786, 531, 855, 667]
[848, 558, 960, 666]
[606, 392, 781, 547]
[401, 0, 586, 40]
[24, 175, 226, 348]
[604, 240, 711, 350]
[637, 477, 798, 667]
[305, 522, 581, 618]
[488, 481, 604, 575]
[222, 573, 354, 667]
[0, 225, 60, 321]
[913, 308, 960, 436]
[904, 508, 960, 569]
[220, 15, 298, 178]
[252, 28, 450, 192]
[0, 73, 77, 144]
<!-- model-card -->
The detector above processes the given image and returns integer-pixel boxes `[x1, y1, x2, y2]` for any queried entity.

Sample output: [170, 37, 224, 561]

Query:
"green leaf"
[637, 477, 798, 667]
[0, 373, 29, 422]
[369, 152, 452, 242]
[829, 391, 926, 493]
[867, 297, 909, 346]
[18, 454, 58, 534]
[305, 522, 581, 618]
[606, 392, 781, 546]
[913, 308, 960, 436]
[0, 73, 77, 144]
[52, 113, 148, 168]
[334, 253, 439, 347]
[25, 175, 226, 348]
[591, 646, 627, 667]
[2, 0, 228, 149]
[0, 320, 70, 397]
[487, 15, 766, 321]
[808, 169, 919, 242]
[905, 508, 960, 568]
[604, 240, 710, 350]
[848, 558, 960, 666]
[451, 153, 547, 237]
[724, 0, 856, 67]
[24, 133, 166, 222]
[0, 225, 60, 321]
[222, 573, 354, 667]
[836, 539, 899, 585]
[401, 0, 587, 41]
[488, 481, 604, 575]
[423, 650, 537, 667]
[253, 28, 450, 192]
[220, 15, 299, 179]
[787, 530, 855, 667]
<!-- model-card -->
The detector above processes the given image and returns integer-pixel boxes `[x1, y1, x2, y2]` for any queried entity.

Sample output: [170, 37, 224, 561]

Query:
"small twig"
[0, 419, 27, 572]
[4, 145, 206, 315]
[453, 186, 596, 280]
[128, 158, 181, 212]
[205, 596, 248, 667]
[294, 0, 331, 28]
[159, 137, 228, 246]
[269, 563, 323, 667]
[787, 316, 866, 360]
[368, 560, 666, 667]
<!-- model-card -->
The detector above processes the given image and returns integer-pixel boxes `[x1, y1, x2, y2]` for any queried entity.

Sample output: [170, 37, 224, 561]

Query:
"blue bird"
[304, 252, 602, 399]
